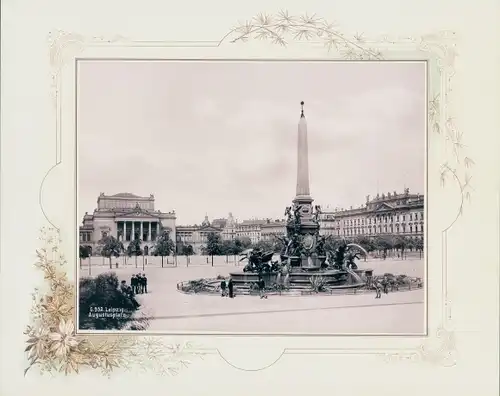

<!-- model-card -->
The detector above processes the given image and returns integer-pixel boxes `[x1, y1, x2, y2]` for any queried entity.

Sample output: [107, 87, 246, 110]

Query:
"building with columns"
[319, 189, 424, 240]
[79, 193, 176, 255]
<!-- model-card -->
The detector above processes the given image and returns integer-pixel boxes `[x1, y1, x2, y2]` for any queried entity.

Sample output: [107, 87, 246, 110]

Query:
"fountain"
[178, 103, 423, 297]
[228, 102, 370, 293]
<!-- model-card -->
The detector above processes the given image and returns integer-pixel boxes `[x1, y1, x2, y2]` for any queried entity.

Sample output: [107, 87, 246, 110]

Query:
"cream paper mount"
[25, 12, 472, 376]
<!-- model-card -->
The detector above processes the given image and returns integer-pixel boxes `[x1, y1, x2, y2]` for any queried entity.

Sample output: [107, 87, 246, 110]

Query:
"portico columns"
[123, 222, 127, 241]
[149, 222, 152, 241]
[132, 222, 135, 239]
[140, 222, 144, 241]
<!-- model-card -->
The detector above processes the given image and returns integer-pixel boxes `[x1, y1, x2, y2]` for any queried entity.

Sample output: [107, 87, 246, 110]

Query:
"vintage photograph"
[77, 60, 426, 334]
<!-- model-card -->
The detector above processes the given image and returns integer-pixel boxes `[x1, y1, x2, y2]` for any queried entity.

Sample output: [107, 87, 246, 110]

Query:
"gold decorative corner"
[25, 228, 204, 376]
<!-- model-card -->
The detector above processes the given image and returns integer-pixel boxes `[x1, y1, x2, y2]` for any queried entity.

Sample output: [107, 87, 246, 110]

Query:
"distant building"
[260, 219, 287, 241]
[79, 193, 176, 256]
[235, 219, 268, 244]
[221, 213, 237, 241]
[176, 215, 223, 254]
[319, 189, 424, 240]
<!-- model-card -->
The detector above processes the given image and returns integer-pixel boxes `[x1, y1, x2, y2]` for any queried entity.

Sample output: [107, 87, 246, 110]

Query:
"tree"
[374, 236, 393, 259]
[182, 244, 194, 266]
[153, 230, 176, 268]
[414, 237, 424, 259]
[393, 236, 410, 259]
[79, 273, 144, 330]
[230, 239, 244, 262]
[205, 232, 223, 266]
[79, 245, 91, 269]
[127, 232, 143, 268]
[99, 236, 124, 269]
[221, 240, 234, 262]
[252, 240, 274, 252]
[353, 236, 374, 260]
[239, 236, 252, 249]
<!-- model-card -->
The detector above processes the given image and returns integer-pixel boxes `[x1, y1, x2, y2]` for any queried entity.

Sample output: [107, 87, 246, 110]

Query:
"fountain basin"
[229, 268, 367, 289]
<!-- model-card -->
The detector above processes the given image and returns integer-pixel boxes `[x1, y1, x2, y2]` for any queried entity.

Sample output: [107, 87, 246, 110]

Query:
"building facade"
[319, 189, 424, 240]
[260, 220, 287, 241]
[234, 219, 268, 244]
[175, 215, 223, 254]
[79, 193, 176, 255]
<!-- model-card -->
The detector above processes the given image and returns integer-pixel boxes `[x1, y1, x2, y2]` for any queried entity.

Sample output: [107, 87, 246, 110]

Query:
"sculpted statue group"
[240, 204, 363, 275]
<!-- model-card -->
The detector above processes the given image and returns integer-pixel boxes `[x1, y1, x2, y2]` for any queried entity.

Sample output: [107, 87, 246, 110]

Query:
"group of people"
[220, 278, 234, 298]
[131, 273, 148, 294]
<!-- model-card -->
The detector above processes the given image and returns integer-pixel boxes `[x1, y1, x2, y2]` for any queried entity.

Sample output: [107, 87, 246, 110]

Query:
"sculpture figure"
[293, 205, 303, 222]
[284, 206, 293, 222]
[313, 205, 322, 222]
[344, 250, 360, 269]
[240, 249, 275, 274]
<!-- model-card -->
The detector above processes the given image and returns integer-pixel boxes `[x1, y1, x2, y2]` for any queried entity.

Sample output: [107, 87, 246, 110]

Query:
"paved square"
[80, 255, 425, 334]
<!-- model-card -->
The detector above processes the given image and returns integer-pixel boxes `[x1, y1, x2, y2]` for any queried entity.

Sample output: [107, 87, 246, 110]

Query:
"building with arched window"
[319, 189, 424, 241]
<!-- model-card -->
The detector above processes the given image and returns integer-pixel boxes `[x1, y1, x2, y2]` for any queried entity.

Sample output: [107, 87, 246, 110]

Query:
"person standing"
[258, 277, 267, 299]
[143, 273, 148, 293]
[220, 279, 227, 297]
[120, 280, 128, 294]
[139, 274, 144, 294]
[228, 278, 234, 298]
[374, 281, 382, 299]
[130, 275, 136, 294]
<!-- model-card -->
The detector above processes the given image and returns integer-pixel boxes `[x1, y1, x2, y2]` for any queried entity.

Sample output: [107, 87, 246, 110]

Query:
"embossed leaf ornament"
[25, 227, 203, 377]
[227, 11, 383, 60]
[418, 328, 457, 367]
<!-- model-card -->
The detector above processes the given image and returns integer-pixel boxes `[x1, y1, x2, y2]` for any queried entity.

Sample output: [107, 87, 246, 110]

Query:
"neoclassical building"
[79, 193, 176, 255]
[319, 189, 424, 240]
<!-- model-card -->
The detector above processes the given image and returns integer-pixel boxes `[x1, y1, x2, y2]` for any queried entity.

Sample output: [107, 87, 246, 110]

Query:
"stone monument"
[284, 101, 326, 269]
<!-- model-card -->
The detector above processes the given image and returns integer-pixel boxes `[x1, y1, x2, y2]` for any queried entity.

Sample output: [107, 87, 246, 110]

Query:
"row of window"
[341, 212, 424, 227]
[342, 223, 424, 236]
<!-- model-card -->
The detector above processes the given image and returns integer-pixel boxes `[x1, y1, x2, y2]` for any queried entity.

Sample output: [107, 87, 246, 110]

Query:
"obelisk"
[293, 101, 314, 217]
[295, 101, 311, 199]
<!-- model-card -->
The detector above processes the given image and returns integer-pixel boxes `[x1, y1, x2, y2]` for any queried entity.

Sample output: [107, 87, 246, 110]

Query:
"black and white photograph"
[77, 60, 426, 334]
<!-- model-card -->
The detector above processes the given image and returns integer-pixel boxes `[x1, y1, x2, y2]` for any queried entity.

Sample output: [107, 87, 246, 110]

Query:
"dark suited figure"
[133, 274, 140, 294]
[258, 277, 267, 299]
[130, 275, 136, 294]
[139, 274, 145, 294]
[220, 280, 227, 297]
[228, 278, 234, 298]
[137, 274, 142, 294]
[120, 280, 128, 294]
[142, 273, 148, 293]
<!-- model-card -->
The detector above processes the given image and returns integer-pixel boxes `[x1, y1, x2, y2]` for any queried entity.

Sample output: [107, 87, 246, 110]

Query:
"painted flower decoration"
[49, 319, 79, 357]
[42, 296, 72, 322]
[25, 326, 50, 360]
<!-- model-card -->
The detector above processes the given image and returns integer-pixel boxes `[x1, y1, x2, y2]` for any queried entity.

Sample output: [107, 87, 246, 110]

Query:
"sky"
[78, 60, 426, 225]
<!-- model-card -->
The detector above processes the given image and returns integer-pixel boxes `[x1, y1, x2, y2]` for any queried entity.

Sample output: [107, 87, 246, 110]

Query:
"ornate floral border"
[28, 12, 470, 376]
